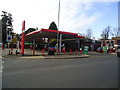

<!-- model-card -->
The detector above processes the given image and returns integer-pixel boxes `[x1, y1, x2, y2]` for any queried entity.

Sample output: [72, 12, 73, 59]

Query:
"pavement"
[0, 49, 91, 59]
[2, 54, 90, 60]
[1, 48, 117, 60]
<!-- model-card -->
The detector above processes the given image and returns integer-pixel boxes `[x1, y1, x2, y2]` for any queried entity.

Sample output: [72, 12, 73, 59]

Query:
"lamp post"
[57, 0, 60, 54]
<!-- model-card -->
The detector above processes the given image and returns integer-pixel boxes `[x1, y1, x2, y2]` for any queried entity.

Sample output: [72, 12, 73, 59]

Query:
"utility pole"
[0, 20, 2, 90]
[0, 20, 2, 44]
[57, 0, 61, 53]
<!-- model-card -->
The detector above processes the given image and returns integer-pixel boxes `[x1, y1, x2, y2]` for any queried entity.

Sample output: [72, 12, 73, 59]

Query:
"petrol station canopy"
[25, 29, 85, 43]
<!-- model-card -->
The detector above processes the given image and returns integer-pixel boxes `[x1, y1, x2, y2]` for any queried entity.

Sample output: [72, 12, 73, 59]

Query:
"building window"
[106, 41, 110, 43]
[111, 41, 114, 43]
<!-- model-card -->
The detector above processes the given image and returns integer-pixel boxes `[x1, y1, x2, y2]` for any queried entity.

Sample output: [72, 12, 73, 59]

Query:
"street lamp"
[57, 0, 60, 54]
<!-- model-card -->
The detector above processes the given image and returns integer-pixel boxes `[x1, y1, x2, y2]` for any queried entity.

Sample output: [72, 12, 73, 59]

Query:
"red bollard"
[2, 44, 4, 50]
[62, 48, 66, 54]
[70, 49, 72, 54]
[80, 50, 82, 54]
[33, 49, 35, 55]
[42, 49, 45, 55]
[57, 49, 60, 54]
[80, 48, 83, 54]
[11, 48, 13, 54]
[76, 49, 78, 55]
[30, 45, 33, 49]
[64, 49, 66, 54]
[30, 46, 35, 55]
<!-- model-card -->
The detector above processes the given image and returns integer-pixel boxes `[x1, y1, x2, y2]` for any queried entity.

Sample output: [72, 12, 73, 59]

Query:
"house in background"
[99, 37, 120, 51]
[100, 39, 115, 47]
[112, 37, 120, 50]
[91, 40, 102, 51]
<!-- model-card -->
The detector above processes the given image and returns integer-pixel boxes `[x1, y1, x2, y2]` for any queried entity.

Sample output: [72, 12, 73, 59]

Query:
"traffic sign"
[7, 35, 12, 42]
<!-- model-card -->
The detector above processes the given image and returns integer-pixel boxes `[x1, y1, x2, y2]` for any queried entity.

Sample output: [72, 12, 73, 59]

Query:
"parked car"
[96, 47, 103, 52]
[117, 49, 120, 57]
[110, 48, 116, 53]
[48, 47, 56, 55]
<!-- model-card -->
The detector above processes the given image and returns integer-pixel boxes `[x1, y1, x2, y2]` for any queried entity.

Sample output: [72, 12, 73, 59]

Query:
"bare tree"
[86, 28, 92, 39]
[111, 27, 120, 37]
[1, 11, 13, 44]
[101, 26, 111, 40]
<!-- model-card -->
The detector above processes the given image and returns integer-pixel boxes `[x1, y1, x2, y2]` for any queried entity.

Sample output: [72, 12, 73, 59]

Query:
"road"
[2, 53, 118, 88]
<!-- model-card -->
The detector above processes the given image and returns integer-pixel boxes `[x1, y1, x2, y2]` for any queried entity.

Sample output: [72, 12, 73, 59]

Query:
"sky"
[0, 0, 119, 40]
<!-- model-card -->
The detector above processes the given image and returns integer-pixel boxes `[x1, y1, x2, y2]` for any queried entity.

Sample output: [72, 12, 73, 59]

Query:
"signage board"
[25, 42, 33, 45]
[6, 35, 12, 42]
[83, 46, 89, 54]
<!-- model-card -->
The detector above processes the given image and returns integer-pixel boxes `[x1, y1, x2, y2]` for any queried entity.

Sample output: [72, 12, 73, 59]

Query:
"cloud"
[0, 0, 117, 34]
[0, 0, 59, 33]
[59, 1, 103, 33]
[72, 0, 119, 2]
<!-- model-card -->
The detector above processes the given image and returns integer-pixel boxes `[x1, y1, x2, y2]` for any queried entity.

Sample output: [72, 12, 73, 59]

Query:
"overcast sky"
[0, 0, 119, 39]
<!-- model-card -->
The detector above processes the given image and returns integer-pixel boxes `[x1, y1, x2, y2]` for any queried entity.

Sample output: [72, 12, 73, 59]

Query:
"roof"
[25, 28, 85, 43]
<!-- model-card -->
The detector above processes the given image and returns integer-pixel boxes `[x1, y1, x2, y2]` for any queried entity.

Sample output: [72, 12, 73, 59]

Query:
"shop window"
[106, 41, 110, 43]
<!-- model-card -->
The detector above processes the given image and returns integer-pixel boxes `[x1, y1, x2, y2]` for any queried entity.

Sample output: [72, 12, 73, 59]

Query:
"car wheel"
[117, 52, 120, 57]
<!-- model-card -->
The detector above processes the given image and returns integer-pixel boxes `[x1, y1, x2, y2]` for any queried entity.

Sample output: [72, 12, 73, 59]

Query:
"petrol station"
[20, 21, 86, 55]
[23, 28, 85, 55]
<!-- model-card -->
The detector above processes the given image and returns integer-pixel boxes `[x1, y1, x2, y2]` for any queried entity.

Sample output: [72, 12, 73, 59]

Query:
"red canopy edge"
[77, 36, 85, 38]
[41, 29, 78, 36]
[25, 30, 41, 36]
[25, 28, 85, 38]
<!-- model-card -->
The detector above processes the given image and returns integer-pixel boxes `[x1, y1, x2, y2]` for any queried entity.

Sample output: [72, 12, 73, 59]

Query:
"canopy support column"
[59, 34, 62, 52]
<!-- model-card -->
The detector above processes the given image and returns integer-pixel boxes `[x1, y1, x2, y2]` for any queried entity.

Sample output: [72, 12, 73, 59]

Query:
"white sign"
[0, 43, 2, 47]
[7, 35, 12, 42]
